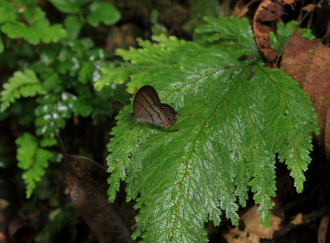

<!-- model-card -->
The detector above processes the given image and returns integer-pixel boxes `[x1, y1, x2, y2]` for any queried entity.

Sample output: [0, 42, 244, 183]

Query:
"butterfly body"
[131, 85, 177, 127]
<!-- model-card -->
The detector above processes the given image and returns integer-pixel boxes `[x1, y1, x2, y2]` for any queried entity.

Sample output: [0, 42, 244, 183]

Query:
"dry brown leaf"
[280, 0, 296, 4]
[241, 205, 282, 239]
[290, 213, 303, 225]
[223, 205, 282, 242]
[302, 3, 317, 12]
[232, 5, 249, 18]
[223, 227, 260, 243]
[253, 0, 284, 63]
[232, 0, 257, 18]
[281, 30, 330, 158]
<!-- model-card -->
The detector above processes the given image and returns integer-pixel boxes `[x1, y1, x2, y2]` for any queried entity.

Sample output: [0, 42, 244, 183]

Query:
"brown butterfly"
[131, 85, 177, 127]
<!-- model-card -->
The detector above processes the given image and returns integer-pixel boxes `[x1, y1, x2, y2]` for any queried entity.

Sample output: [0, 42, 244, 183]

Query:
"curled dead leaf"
[281, 30, 330, 158]
[253, 0, 284, 63]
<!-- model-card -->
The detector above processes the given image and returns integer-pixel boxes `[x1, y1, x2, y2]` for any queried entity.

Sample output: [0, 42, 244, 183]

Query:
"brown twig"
[273, 205, 330, 238]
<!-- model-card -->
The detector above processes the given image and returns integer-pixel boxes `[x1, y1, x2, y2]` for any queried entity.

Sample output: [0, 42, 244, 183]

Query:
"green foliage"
[195, 16, 258, 52]
[16, 133, 53, 198]
[50, 0, 121, 27]
[183, 0, 225, 32]
[299, 28, 316, 40]
[1, 69, 45, 111]
[150, 10, 168, 36]
[0, 2, 67, 46]
[0, 0, 124, 198]
[270, 20, 316, 52]
[87, 1, 121, 27]
[49, 0, 89, 14]
[95, 16, 319, 242]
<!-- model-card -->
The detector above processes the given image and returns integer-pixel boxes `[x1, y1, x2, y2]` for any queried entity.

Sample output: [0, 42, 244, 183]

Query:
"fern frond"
[1, 69, 45, 111]
[94, 66, 135, 90]
[96, 17, 319, 242]
[16, 133, 53, 198]
[195, 16, 258, 52]
[1, 5, 66, 45]
[35, 93, 73, 138]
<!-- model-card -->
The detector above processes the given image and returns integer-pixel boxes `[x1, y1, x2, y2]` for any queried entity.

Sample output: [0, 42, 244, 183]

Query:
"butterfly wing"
[132, 85, 177, 127]
[133, 86, 161, 123]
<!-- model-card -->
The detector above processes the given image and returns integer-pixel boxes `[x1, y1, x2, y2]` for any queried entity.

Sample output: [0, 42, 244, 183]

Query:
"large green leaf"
[87, 1, 121, 27]
[49, 0, 88, 14]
